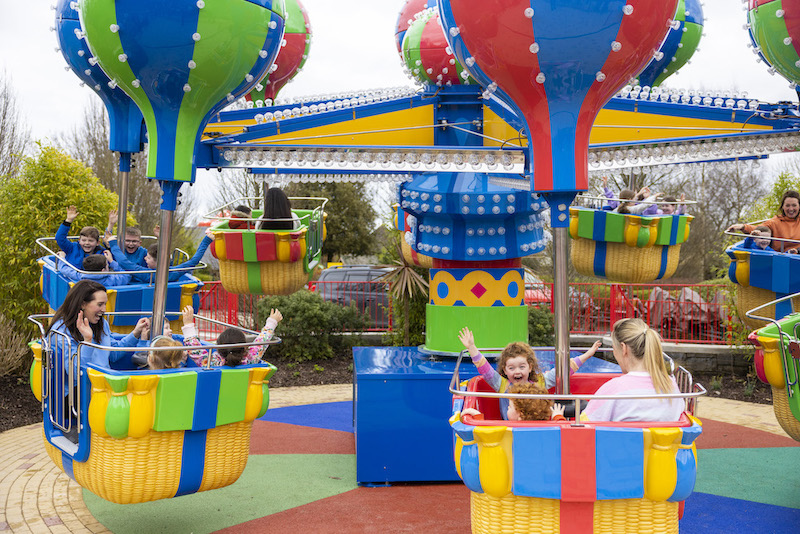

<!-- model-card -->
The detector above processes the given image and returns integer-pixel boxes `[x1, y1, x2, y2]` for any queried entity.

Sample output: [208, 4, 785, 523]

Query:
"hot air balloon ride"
[31, 0, 288, 504]
[436, 1, 706, 531]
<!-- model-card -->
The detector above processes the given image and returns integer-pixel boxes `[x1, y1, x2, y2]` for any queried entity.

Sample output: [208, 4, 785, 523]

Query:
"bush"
[528, 305, 555, 346]
[255, 290, 369, 362]
[0, 314, 33, 376]
[0, 145, 119, 338]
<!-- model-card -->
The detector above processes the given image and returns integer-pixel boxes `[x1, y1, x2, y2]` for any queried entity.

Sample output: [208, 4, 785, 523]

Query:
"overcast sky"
[1, 0, 798, 179]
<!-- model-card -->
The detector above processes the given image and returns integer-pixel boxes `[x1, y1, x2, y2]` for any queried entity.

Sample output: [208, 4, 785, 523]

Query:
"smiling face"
[782, 197, 800, 219]
[753, 229, 772, 249]
[124, 236, 142, 254]
[144, 253, 156, 269]
[79, 235, 98, 253]
[81, 290, 107, 324]
[659, 203, 676, 215]
[503, 356, 531, 385]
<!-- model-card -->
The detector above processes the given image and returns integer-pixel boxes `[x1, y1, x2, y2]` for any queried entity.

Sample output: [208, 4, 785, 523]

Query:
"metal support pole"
[116, 153, 131, 241]
[553, 226, 571, 395]
[150, 208, 174, 338]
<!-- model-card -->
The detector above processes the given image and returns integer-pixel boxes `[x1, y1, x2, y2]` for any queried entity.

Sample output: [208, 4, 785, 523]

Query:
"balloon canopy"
[78, 0, 287, 184]
[395, 0, 438, 53]
[401, 8, 473, 87]
[247, 0, 312, 104]
[748, 0, 800, 90]
[638, 0, 704, 87]
[55, 0, 143, 155]
[438, 0, 677, 225]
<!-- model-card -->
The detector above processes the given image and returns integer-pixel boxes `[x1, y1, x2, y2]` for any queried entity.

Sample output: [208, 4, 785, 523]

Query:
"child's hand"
[153, 224, 160, 238]
[182, 305, 194, 325]
[205, 228, 214, 239]
[103, 249, 114, 263]
[108, 209, 118, 226]
[56, 251, 66, 259]
[573, 340, 602, 370]
[551, 403, 566, 418]
[66, 205, 78, 223]
[268, 308, 283, 323]
[458, 327, 478, 357]
[134, 317, 151, 339]
[602, 175, 608, 188]
[680, 193, 686, 202]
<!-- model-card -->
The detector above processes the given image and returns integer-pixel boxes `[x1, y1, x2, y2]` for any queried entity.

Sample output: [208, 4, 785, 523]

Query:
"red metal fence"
[197, 280, 732, 344]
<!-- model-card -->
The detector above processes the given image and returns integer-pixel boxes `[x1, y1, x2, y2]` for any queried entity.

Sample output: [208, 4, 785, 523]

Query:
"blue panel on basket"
[592, 210, 606, 242]
[656, 245, 669, 280]
[594, 241, 607, 278]
[596, 427, 644, 500]
[512, 426, 561, 498]
[772, 254, 791, 294]
[192, 369, 221, 431]
[174, 429, 207, 497]
[749, 253, 772, 291]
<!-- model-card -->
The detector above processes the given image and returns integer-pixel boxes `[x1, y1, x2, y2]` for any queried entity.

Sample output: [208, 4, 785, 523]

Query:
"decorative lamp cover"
[438, 0, 678, 224]
[748, 0, 800, 89]
[55, 0, 143, 154]
[395, 0, 438, 53]
[78, 0, 287, 183]
[402, 8, 472, 86]
[247, 0, 311, 104]
[638, 0, 704, 87]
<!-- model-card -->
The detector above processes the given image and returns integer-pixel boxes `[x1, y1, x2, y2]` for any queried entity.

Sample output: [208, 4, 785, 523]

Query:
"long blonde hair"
[611, 318, 673, 394]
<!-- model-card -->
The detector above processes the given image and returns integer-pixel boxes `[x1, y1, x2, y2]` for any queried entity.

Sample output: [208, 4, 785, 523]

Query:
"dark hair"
[755, 225, 771, 234]
[234, 205, 252, 215]
[662, 195, 677, 204]
[147, 244, 159, 260]
[779, 190, 800, 217]
[259, 188, 294, 230]
[619, 189, 635, 200]
[80, 226, 100, 241]
[82, 254, 107, 272]
[47, 280, 107, 343]
[217, 327, 248, 366]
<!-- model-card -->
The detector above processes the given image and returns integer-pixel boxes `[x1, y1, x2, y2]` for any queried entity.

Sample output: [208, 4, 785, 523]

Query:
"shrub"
[528, 305, 555, 346]
[0, 314, 33, 376]
[255, 290, 369, 362]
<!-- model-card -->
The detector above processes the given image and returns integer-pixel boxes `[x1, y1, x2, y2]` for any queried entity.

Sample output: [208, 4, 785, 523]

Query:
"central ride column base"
[424, 304, 528, 353]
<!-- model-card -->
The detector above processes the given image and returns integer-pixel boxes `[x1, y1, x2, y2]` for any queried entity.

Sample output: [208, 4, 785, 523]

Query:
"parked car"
[310, 265, 393, 329]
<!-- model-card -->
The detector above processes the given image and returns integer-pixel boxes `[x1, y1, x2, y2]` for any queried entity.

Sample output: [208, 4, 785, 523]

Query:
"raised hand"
[551, 403, 566, 418]
[268, 308, 283, 323]
[66, 205, 79, 223]
[182, 305, 194, 325]
[108, 209, 118, 227]
[458, 327, 476, 352]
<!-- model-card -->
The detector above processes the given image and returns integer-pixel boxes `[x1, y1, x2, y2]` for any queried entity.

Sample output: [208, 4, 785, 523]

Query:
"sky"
[1, 0, 798, 192]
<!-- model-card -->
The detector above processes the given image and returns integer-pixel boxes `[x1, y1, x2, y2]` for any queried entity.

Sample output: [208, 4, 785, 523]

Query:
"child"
[641, 193, 687, 216]
[583, 318, 684, 422]
[182, 305, 283, 366]
[57, 250, 131, 287]
[106, 209, 149, 267]
[229, 205, 255, 230]
[147, 336, 186, 370]
[458, 327, 601, 420]
[506, 383, 567, 421]
[743, 226, 776, 252]
[108, 229, 214, 283]
[55, 205, 105, 267]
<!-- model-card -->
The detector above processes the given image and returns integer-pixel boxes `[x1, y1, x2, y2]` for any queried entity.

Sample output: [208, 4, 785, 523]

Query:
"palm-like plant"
[378, 244, 429, 345]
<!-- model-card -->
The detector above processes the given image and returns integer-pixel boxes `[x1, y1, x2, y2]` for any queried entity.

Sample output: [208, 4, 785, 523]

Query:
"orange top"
[744, 216, 800, 252]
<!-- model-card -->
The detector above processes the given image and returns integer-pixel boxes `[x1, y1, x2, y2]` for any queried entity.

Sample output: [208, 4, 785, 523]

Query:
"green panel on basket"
[425, 304, 529, 353]
[654, 217, 673, 246]
[576, 209, 595, 240]
[153, 371, 197, 431]
[104, 375, 130, 439]
[604, 212, 626, 242]
[676, 216, 688, 244]
[216, 368, 249, 426]
[241, 232, 258, 262]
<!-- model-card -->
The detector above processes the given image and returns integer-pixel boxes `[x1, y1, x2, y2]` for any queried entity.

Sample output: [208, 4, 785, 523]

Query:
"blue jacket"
[109, 236, 212, 283]
[58, 259, 131, 287]
[48, 318, 143, 375]
[121, 245, 148, 267]
[55, 222, 105, 267]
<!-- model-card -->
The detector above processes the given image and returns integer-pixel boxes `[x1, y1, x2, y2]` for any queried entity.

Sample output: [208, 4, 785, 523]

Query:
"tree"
[285, 181, 378, 262]
[0, 146, 119, 336]
[57, 100, 197, 250]
[0, 74, 31, 179]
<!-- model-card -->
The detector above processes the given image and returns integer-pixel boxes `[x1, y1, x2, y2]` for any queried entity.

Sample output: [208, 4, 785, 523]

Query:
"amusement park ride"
[26, 0, 800, 531]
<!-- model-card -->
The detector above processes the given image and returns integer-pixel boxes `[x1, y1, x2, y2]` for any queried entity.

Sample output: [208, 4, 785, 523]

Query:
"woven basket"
[771, 386, 800, 442]
[470, 492, 678, 534]
[219, 258, 308, 295]
[46, 421, 253, 504]
[572, 240, 680, 283]
[735, 286, 800, 331]
[401, 240, 433, 268]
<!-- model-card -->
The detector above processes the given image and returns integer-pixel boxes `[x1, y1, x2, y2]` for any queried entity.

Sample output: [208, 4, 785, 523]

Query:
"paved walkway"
[0, 387, 790, 534]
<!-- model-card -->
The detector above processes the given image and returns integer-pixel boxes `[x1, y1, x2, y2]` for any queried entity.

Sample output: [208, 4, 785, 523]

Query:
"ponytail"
[611, 318, 673, 395]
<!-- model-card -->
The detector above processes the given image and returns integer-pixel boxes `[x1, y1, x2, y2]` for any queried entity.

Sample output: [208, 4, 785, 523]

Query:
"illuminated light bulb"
[442, 227, 451, 235]
[449, 27, 460, 37]
[623, 4, 633, 15]
[188, 60, 196, 69]
[131, 79, 141, 88]
[477, 248, 486, 255]
[269, 21, 277, 29]
[535, 72, 546, 84]
[433, 194, 442, 202]
[492, 206, 500, 214]
[487, 228, 496, 236]
[88, 57, 98, 66]
[519, 224, 527, 232]
[467, 228, 475, 237]
[226, 93, 235, 102]
[498, 227, 506, 235]
[611, 41, 622, 52]
[477, 228, 485, 236]
[777, 9, 785, 18]
[442, 247, 450, 254]
[596, 72, 606, 82]
[462, 194, 470, 203]
[246, 74, 254, 83]
[529, 43, 539, 54]
[192, 32, 201, 41]
[521, 244, 530, 252]
[462, 206, 470, 214]
[109, 24, 119, 33]
[118, 53, 128, 62]
[785, 37, 793, 46]
[524, 7, 534, 17]
[467, 247, 475, 256]
[432, 245, 441, 253]
[197, 0, 205, 6]
[465, 57, 475, 67]
[259, 50, 268, 58]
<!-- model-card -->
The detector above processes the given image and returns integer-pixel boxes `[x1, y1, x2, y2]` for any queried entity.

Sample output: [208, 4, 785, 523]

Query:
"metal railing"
[449, 348, 706, 424]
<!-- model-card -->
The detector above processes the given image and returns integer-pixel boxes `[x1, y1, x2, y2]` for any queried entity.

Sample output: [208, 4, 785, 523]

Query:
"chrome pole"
[553, 226, 571, 395]
[117, 170, 129, 241]
[151, 208, 174, 338]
